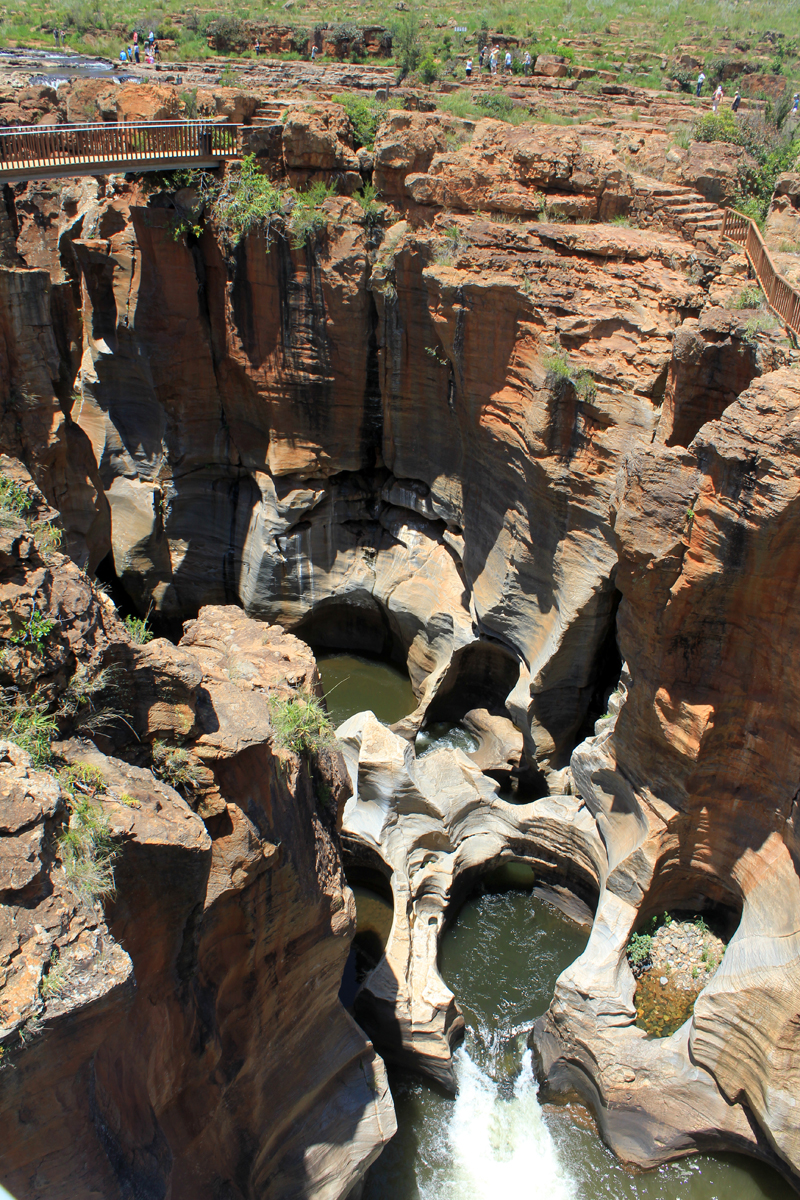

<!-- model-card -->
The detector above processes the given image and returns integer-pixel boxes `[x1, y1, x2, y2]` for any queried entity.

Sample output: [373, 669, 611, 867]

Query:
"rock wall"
[5, 134, 753, 780]
[534, 366, 800, 1186]
[0, 505, 393, 1199]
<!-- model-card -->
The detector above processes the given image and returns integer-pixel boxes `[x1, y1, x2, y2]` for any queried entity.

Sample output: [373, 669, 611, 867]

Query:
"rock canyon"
[0, 76, 799, 1198]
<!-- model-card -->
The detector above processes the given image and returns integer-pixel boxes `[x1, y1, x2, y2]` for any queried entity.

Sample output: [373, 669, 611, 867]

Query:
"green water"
[317, 653, 417, 726]
[320, 654, 795, 1200]
[363, 890, 794, 1200]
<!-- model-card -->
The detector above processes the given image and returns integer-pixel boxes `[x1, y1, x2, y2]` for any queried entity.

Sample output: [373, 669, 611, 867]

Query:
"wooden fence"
[0, 121, 240, 181]
[722, 207, 800, 337]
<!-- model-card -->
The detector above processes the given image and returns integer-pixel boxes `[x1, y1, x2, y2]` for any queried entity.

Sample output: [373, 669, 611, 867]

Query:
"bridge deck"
[0, 120, 240, 183]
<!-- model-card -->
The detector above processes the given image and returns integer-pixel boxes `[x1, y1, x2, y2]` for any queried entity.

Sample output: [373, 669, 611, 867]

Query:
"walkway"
[0, 121, 239, 183]
[723, 208, 800, 337]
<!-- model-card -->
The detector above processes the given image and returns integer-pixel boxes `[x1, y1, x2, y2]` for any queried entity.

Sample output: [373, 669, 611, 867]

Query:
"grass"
[124, 613, 154, 644]
[40, 950, 68, 1000]
[151, 739, 200, 792]
[0, 468, 62, 559]
[433, 222, 470, 266]
[58, 794, 118, 905]
[269, 694, 334, 757]
[544, 344, 596, 400]
[288, 180, 336, 249]
[735, 285, 763, 309]
[0, 688, 58, 764]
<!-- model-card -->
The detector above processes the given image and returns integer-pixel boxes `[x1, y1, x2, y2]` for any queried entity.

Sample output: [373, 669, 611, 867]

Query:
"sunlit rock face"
[3, 107, 800, 1195]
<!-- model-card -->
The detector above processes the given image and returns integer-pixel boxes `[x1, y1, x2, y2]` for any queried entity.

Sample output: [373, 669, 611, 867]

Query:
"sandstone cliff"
[3, 104, 800, 1193]
[0, 497, 393, 1199]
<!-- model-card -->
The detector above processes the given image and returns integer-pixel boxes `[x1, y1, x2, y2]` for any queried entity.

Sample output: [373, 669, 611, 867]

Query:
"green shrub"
[627, 931, 653, 966]
[394, 12, 421, 74]
[355, 182, 385, 228]
[331, 93, 388, 149]
[212, 154, 285, 244]
[124, 613, 154, 644]
[477, 92, 515, 120]
[9, 603, 56, 651]
[269, 694, 334, 756]
[693, 107, 742, 145]
[544, 345, 596, 400]
[58, 795, 117, 905]
[0, 473, 32, 519]
[218, 67, 241, 88]
[419, 53, 439, 84]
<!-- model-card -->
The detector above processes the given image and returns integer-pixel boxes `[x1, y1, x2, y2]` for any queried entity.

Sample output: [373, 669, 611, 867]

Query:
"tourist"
[311, 44, 318, 60]
[524, 50, 532, 75]
[712, 84, 723, 114]
[732, 89, 741, 112]
[479, 46, 486, 71]
[793, 93, 800, 115]
[465, 57, 473, 79]
[148, 30, 154, 45]
[133, 30, 138, 45]
[490, 46, 498, 75]
[134, 43, 140, 63]
[53, 27, 59, 45]
[696, 69, 706, 96]
[505, 48, 512, 74]
[119, 47, 127, 62]
[255, 39, 261, 56]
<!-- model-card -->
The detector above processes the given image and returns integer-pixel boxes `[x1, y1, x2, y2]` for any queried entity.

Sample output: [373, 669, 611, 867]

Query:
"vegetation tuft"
[0, 688, 58, 765]
[58, 795, 118, 906]
[544, 345, 596, 401]
[152, 739, 200, 792]
[269, 694, 334, 757]
[331, 93, 388, 150]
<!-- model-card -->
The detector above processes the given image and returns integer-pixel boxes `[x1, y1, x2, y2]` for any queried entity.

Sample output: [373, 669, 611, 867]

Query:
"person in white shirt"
[696, 69, 706, 96]
[712, 84, 723, 113]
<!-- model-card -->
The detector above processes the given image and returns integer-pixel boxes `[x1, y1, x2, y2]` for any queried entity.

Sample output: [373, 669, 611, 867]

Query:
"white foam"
[421, 1046, 577, 1200]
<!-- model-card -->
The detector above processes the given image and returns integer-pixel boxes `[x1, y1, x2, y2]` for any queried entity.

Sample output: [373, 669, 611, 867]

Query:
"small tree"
[395, 12, 421, 74]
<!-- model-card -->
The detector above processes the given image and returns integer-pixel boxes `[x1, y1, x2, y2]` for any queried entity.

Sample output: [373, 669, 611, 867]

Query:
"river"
[316, 653, 794, 1200]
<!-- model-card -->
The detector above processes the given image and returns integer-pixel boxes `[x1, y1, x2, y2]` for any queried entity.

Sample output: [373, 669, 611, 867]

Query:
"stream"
[316, 653, 794, 1200]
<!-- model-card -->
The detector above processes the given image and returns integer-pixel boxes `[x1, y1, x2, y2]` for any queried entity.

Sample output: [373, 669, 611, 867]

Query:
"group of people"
[120, 30, 159, 64]
[696, 71, 800, 118]
[464, 44, 532, 79]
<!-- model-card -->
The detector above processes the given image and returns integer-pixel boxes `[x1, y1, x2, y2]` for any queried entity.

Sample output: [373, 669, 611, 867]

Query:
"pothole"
[627, 912, 729, 1037]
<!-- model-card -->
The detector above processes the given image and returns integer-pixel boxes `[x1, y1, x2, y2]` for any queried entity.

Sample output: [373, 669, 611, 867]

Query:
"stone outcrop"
[533, 367, 800, 1186]
[6, 161, 728, 779]
[0, 514, 394, 1199]
[337, 710, 601, 1088]
[766, 172, 800, 246]
[379, 118, 634, 218]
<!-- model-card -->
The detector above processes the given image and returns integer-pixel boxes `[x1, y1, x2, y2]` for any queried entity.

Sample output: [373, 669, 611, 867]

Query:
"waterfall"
[419, 1044, 576, 1200]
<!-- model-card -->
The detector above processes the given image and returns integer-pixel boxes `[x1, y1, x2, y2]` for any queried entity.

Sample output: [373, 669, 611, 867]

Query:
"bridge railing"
[0, 121, 240, 169]
[722, 207, 800, 337]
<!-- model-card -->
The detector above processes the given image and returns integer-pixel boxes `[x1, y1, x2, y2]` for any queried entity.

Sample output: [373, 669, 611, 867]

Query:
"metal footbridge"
[0, 120, 240, 182]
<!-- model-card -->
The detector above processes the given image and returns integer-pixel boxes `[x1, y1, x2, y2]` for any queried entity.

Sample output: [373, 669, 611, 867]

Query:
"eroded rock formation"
[0, 503, 393, 1199]
[3, 98, 800, 1196]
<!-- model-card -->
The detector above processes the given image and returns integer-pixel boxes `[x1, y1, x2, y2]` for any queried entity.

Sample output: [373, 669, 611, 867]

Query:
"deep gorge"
[1, 92, 800, 1200]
